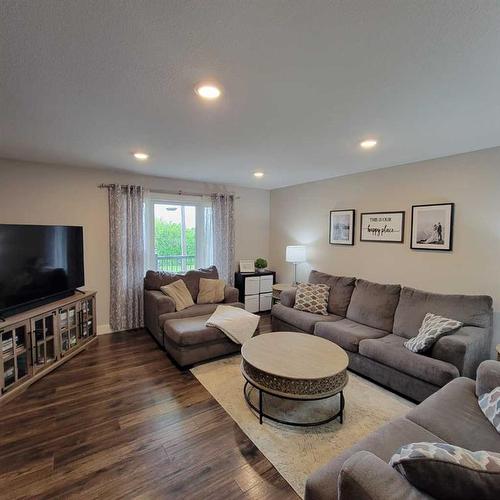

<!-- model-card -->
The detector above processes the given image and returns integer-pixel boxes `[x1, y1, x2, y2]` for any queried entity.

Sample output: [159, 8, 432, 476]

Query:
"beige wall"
[0, 159, 270, 331]
[270, 147, 500, 356]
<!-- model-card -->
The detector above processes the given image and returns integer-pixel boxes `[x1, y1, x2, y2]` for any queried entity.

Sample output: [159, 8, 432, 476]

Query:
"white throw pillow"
[404, 313, 462, 353]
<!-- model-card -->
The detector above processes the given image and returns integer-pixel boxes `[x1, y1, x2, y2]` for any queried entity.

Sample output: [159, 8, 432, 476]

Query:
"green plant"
[254, 258, 268, 269]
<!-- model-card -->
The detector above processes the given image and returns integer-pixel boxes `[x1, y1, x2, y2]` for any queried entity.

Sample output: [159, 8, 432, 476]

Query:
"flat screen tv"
[0, 224, 84, 318]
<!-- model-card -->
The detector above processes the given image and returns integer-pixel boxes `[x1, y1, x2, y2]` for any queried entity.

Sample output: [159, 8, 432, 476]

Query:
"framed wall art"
[411, 203, 454, 251]
[360, 211, 405, 243]
[329, 209, 355, 245]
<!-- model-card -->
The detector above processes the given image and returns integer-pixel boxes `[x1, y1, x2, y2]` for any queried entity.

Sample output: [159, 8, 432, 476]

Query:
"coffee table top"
[241, 332, 348, 380]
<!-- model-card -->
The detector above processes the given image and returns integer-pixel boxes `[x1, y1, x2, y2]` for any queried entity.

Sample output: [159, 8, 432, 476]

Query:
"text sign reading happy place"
[360, 211, 405, 243]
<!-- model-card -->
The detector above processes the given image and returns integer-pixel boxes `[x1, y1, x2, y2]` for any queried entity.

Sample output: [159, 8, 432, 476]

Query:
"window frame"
[145, 193, 213, 272]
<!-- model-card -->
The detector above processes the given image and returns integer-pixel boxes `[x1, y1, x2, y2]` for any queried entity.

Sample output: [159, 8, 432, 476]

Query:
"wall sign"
[360, 211, 405, 243]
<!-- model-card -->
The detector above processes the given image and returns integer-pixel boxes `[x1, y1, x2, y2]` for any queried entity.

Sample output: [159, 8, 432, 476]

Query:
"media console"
[0, 291, 96, 404]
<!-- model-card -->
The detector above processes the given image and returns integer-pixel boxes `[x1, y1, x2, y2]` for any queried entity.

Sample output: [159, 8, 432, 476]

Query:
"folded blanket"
[206, 305, 260, 344]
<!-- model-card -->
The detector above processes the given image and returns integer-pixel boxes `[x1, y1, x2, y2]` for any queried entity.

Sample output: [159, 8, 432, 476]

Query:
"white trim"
[97, 324, 115, 335]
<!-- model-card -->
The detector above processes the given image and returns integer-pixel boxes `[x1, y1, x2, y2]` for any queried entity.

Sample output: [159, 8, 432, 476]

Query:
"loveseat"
[271, 270, 493, 401]
[305, 360, 500, 500]
[144, 266, 244, 366]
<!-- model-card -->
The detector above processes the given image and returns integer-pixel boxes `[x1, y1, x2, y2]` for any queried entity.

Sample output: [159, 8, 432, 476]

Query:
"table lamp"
[286, 245, 306, 285]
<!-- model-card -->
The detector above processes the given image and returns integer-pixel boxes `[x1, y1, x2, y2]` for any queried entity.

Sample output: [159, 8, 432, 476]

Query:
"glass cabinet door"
[1, 321, 31, 393]
[59, 303, 79, 355]
[31, 312, 57, 371]
[80, 297, 95, 340]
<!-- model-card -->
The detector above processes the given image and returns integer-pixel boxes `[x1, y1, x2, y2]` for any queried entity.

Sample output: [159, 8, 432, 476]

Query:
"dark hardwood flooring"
[0, 314, 298, 499]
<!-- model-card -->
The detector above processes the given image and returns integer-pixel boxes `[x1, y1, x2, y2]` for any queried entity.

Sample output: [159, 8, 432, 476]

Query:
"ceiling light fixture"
[360, 139, 377, 149]
[195, 83, 222, 100]
[253, 171, 264, 178]
[133, 152, 149, 161]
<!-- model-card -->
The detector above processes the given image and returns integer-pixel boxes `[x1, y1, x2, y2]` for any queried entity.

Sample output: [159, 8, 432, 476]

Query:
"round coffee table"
[241, 332, 349, 426]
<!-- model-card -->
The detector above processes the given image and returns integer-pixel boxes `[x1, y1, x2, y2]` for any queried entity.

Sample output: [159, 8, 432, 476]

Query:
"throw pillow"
[390, 442, 500, 500]
[404, 312, 463, 353]
[479, 387, 500, 433]
[293, 283, 330, 316]
[160, 279, 195, 311]
[197, 278, 225, 304]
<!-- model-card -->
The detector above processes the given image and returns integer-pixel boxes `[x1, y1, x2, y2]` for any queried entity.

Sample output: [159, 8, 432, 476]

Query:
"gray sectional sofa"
[305, 360, 500, 500]
[144, 266, 245, 366]
[272, 270, 493, 402]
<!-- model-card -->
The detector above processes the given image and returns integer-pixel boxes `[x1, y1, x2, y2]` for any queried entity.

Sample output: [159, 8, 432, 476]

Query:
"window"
[145, 194, 213, 272]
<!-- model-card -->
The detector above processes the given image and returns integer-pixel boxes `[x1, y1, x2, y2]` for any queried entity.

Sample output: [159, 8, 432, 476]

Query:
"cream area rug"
[191, 355, 414, 498]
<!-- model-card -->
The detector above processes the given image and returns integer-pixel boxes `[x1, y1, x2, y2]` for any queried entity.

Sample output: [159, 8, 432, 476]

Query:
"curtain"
[108, 184, 145, 331]
[211, 193, 235, 285]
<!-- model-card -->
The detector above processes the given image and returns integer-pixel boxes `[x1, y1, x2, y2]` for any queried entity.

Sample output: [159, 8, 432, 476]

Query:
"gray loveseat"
[144, 266, 244, 366]
[272, 270, 493, 401]
[305, 360, 500, 500]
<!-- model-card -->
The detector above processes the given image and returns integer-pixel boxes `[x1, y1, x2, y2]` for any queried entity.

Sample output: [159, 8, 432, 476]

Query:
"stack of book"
[2, 338, 13, 355]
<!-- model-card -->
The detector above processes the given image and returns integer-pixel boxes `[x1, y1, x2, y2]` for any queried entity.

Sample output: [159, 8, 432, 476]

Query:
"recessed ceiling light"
[254, 171, 264, 178]
[360, 139, 377, 149]
[195, 83, 222, 100]
[133, 152, 149, 161]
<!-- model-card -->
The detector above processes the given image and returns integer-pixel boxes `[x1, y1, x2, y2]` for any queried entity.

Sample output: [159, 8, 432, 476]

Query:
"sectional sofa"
[144, 266, 245, 366]
[271, 270, 493, 402]
[305, 360, 500, 500]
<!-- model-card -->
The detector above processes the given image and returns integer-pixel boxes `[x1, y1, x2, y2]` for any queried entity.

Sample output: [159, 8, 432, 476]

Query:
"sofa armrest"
[338, 451, 431, 500]
[280, 288, 297, 307]
[431, 326, 490, 378]
[476, 360, 500, 397]
[223, 285, 239, 303]
[144, 289, 176, 342]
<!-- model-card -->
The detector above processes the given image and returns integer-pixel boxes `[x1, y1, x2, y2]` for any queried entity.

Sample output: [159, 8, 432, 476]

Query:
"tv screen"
[0, 224, 84, 316]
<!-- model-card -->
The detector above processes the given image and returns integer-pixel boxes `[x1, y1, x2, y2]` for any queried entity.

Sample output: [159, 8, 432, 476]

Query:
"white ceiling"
[2, 0, 500, 190]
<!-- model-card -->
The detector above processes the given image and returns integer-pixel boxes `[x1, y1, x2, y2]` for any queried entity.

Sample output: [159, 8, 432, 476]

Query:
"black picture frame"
[360, 211, 405, 243]
[329, 209, 355, 245]
[410, 203, 454, 251]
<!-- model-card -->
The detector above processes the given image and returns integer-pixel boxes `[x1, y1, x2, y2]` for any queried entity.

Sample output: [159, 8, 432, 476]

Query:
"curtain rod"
[98, 184, 239, 199]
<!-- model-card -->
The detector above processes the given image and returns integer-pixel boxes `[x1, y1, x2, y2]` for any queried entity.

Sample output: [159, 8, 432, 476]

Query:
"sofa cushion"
[305, 417, 444, 500]
[346, 279, 401, 332]
[406, 377, 500, 452]
[404, 313, 463, 353]
[160, 279, 195, 311]
[271, 303, 342, 333]
[393, 287, 493, 339]
[164, 314, 228, 346]
[479, 388, 500, 433]
[359, 334, 459, 387]
[294, 283, 330, 315]
[197, 278, 225, 304]
[389, 442, 500, 500]
[314, 319, 388, 353]
[308, 270, 356, 317]
[144, 266, 219, 300]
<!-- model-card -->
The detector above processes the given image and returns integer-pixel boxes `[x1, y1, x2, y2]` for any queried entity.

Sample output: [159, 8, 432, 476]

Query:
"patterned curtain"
[108, 184, 145, 331]
[211, 193, 235, 285]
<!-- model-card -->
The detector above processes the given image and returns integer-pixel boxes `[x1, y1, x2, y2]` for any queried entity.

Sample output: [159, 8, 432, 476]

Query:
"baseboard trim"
[97, 324, 115, 335]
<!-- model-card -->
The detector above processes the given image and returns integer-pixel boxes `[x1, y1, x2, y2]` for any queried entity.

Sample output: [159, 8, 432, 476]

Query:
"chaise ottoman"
[163, 306, 244, 367]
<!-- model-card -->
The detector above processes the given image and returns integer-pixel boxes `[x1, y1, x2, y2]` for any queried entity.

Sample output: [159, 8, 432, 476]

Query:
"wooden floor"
[0, 315, 298, 499]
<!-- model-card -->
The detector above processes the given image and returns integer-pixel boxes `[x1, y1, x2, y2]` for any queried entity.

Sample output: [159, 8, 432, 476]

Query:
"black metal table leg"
[259, 388, 263, 424]
[339, 390, 344, 424]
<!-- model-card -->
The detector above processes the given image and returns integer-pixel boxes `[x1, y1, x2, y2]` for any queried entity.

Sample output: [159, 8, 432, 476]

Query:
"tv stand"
[0, 291, 97, 404]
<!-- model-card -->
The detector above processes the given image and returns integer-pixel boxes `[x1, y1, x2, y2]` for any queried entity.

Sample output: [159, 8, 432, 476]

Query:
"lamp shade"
[286, 245, 306, 263]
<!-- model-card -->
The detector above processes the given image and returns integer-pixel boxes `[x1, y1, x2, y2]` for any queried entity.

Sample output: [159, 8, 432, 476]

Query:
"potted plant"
[254, 258, 268, 272]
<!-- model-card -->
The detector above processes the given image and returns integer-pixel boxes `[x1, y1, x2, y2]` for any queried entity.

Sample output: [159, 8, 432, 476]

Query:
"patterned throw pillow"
[390, 442, 500, 499]
[404, 313, 463, 353]
[293, 283, 330, 316]
[479, 388, 500, 433]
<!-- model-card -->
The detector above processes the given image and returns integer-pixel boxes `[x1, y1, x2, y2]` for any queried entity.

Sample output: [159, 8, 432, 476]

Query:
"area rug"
[191, 355, 415, 498]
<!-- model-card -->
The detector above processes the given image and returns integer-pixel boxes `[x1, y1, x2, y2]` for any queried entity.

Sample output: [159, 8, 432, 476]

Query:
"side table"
[272, 283, 297, 305]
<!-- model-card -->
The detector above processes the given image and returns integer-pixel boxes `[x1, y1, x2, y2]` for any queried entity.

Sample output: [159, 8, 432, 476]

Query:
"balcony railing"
[156, 255, 196, 273]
